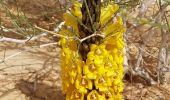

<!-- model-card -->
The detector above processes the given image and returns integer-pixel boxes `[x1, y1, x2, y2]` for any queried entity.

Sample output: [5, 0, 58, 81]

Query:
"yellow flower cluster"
[60, 1, 126, 100]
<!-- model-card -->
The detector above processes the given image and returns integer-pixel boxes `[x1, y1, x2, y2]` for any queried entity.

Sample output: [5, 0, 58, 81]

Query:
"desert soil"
[0, 43, 65, 100]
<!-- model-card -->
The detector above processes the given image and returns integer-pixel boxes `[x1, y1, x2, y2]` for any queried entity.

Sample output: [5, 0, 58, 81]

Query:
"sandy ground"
[0, 43, 65, 100]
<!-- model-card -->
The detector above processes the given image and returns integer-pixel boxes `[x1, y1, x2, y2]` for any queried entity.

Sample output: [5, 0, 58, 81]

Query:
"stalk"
[59, 0, 126, 100]
[79, 0, 102, 60]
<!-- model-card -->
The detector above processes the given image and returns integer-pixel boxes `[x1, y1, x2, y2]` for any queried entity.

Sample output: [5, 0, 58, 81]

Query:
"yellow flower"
[118, 65, 124, 79]
[67, 59, 84, 84]
[61, 73, 70, 93]
[87, 44, 108, 65]
[104, 58, 118, 77]
[83, 44, 109, 79]
[66, 89, 84, 100]
[83, 64, 97, 79]
[94, 56, 104, 66]
[61, 49, 82, 91]
[83, 62, 105, 79]
[100, 4, 119, 25]
[71, 1, 82, 18]
[62, 48, 72, 64]
[89, 44, 107, 55]
[67, 39, 78, 51]
[75, 75, 93, 94]
[104, 87, 123, 100]
[114, 93, 123, 100]
[87, 90, 105, 100]
[97, 44, 108, 56]
[115, 15, 123, 25]
[94, 75, 113, 92]
[69, 69, 77, 84]
[112, 76, 121, 86]
[90, 44, 98, 51]
[104, 88, 115, 100]
[60, 1, 125, 99]
[59, 38, 66, 47]
[64, 12, 79, 35]
[116, 39, 124, 50]
[112, 54, 120, 65]
[112, 81, 124, 94]
[105, 43, 117, 51]
[76, 59, 84, 74]
[103, 16, 126, 36]
[86, 51, 95, 61]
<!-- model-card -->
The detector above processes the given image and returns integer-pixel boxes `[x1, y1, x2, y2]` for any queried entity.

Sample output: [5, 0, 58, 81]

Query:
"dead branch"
[0, 32, 48, 43]
[0, 51, 22, 63]
[35, 24, 105, 43]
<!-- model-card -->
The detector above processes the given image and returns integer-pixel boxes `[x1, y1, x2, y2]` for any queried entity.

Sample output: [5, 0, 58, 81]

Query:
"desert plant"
[59, 0, 126, 99]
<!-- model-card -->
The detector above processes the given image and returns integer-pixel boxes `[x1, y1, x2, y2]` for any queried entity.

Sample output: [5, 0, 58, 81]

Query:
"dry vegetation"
[0, 0, 170, 100]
